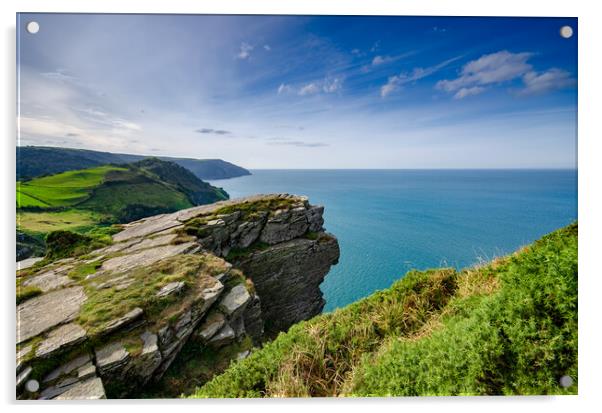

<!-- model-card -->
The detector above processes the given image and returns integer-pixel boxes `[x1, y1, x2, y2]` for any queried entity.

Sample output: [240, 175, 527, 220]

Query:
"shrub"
[44, 230, 108, 260]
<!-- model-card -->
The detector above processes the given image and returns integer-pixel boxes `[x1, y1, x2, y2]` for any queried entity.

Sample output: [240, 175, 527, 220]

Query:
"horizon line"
[244, 167, 578, 171]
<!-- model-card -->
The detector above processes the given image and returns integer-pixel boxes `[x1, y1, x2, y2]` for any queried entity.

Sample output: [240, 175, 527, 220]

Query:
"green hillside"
[17, 165, 127, 208]
[16, 158, 229, 259]
[192, 223, 577, 397]
[17, 146, 251, 180]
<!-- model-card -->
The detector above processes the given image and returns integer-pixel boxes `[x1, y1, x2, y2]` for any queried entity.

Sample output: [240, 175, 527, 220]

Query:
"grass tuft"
[16, 284, 43, 305]
[212, 197, 297, 220]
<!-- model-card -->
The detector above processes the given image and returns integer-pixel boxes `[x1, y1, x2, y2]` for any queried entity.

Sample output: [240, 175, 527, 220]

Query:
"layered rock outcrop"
[16, 194, 339, 399]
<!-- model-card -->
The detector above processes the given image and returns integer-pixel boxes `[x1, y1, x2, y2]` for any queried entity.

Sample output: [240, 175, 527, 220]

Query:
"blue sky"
[17, 14, 577, 168]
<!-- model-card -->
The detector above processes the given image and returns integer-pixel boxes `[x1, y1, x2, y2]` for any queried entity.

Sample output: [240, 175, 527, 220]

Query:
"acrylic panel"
[16, 13, 577, 399]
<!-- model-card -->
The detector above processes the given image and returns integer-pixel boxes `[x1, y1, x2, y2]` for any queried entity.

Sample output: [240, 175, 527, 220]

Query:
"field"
[193, 223, 578, 397]
[15, 163, 198, 233]
[16, 160, 228, 261]
[17, 210, 101, 234]
[16, 165, 127, 208]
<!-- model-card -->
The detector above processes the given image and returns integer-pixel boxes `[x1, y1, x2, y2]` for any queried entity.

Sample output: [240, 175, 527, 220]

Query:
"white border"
[2, 1, 600, 412]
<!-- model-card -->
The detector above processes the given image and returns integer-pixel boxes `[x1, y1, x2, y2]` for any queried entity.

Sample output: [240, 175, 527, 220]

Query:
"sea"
[208, 169, 577, 312]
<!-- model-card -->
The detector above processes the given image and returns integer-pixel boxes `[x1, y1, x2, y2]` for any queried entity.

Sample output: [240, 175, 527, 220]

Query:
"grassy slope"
[79, 177, 193, 218]
[16, 166, 123, 241]
[193, 222, 577, 397]
[131, 158, 229, 204]
[16, 164, 193, 260]
[15, 160, 232, 243]
[17, 165, 126, 208]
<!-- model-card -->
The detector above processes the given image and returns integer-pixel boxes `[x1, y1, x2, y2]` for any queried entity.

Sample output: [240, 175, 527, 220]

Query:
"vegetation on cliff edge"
[192, 222, 577, 397]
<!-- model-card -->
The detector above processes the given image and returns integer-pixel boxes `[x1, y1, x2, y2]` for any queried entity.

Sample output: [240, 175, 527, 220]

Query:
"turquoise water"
[208, 170, 577, 311]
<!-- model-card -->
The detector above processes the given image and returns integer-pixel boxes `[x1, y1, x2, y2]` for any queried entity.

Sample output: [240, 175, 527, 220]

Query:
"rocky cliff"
[16, 194, 340, 399]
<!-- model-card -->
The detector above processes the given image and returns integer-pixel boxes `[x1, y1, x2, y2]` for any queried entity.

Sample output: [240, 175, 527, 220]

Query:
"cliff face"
[16, 194, 339, 399]
[236, 236, 339, 334]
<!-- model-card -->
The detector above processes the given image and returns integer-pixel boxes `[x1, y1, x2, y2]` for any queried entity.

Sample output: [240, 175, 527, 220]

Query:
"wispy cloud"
[381, 56, 461, 97]
[437, 51, 532, 94]
[236, 42, 254, 60]
[298, 83, 321, 96]
[453, 86, 485, 99]
[72, 106, 142, 131]
[372, 55, 393, 66]
[278, 77, 344, 96]
[263, 44, 271, 51]
[360, 51, 415, 73]
[350, 41, 380, 58]
[519, 68, 576, 95]
[19, 114, 140, 152]
[436, 51, 575, 99]
[195, 128, 231, 135]
[277, 83, 294, 95]
[41, 69, 78, 82]
[322, 77, 343, 93]
[267, 138, 329, 148]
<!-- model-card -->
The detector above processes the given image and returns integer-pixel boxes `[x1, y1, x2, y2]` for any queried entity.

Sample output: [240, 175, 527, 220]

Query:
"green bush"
[44, 230, 108, 260]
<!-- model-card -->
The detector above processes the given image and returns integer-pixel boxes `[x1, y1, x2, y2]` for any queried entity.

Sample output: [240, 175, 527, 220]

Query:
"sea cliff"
[16, 194, 340, 399]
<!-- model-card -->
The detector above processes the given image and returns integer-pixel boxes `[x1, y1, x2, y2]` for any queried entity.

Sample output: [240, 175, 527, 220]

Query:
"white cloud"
[381, 57, 460, 97]
[381, 72, 418, 98]
[322, 77, 343, 93]
[436, 51, 575, 99]
[267, 139, 328, 148]
[112, 119, 142, 131]
[298, 83, 320, 96]
[380, 77, 401, 98]
[18, 115, 140, 151]
[73, 106, 142, 131]
[519, 68, 576, 95]
[41, 69, 78, 83]
[277, 83, 293, 95]
[363, 52, 414, 72]
[453, 86, 485, 99]
[279, 77, 343, 96]
[263, 44, 271, 51]
[237, 42, 254, 60]
[18, 66, 147, 153]
[437, 51, 532, 93]
[372, 55, 391, 66]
